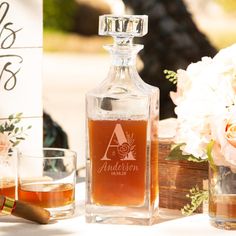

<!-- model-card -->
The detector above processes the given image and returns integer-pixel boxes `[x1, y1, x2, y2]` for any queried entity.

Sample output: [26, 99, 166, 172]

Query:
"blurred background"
[42, 0, 236, 168]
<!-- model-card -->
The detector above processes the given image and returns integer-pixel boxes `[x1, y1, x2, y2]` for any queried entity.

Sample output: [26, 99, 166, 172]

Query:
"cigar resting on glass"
[0, 195, 50, 224]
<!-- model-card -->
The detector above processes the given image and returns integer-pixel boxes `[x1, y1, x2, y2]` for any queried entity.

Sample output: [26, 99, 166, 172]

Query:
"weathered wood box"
[158, 119, 208, 212]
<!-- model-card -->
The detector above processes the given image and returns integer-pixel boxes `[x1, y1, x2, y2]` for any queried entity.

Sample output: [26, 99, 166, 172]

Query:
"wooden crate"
[158, 119, 208, 212]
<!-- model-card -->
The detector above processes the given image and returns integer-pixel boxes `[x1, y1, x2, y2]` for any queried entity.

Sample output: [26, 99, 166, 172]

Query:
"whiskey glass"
[18, 148, 76, 219]
[0, 149, 17, 199]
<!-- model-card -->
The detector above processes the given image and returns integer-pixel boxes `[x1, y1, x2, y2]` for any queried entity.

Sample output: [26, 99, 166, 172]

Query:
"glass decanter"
[86, 15, 159, 225]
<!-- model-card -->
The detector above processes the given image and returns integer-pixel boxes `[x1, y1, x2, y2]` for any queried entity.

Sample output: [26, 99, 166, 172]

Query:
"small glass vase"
[209, 165, 236, 230]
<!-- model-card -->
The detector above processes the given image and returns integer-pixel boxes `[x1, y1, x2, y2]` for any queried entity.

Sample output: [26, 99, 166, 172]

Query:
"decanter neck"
[104, 44, 143, 67]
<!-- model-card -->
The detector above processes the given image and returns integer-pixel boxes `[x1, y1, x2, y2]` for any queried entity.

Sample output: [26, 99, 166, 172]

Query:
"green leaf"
[5, 124, 15, 132]
[14, 119, 21, 124]
[12, 140, 20, 147]
[16, 112, 23, 117]
[166, 143, 206, 162]
[0, 126, 4, 132]
[14, 127, 19, 133]
[166, 143, 188, 161]
[181, 186, 208, 216]
[8, 114, 14, 120]
[0, 112, 31, 146]
[187, 156, 207, 163]
[206, 140, 217, 172]
[164, 69, 178, 84]
[16, 137, 25, 140]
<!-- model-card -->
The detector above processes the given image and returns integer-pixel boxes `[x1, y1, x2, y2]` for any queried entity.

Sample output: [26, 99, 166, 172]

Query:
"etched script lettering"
[97, 161, 139, 174]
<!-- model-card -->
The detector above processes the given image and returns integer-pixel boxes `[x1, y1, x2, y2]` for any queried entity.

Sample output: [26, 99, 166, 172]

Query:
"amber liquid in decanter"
[89, 119, 147, 206]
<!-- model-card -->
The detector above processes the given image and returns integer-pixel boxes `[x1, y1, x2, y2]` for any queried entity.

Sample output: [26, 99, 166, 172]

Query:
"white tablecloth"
[0, 184, 235, 236]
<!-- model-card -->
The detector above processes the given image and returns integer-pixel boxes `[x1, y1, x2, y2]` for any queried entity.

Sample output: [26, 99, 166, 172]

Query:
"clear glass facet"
[99, 15, 148, 37]
[86, 15, 159, 225]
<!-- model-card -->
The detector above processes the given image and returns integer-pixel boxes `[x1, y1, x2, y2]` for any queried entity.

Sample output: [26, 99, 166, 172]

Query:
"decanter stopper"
[99, 15, 148, 45]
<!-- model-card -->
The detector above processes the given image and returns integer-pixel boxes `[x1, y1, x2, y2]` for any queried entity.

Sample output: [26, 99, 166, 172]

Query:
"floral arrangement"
[165, 43, 236, 214]
[0, 113, 31, 156]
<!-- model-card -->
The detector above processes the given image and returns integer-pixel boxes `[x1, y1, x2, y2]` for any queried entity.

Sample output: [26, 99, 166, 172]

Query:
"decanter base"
[86, 204, 158, 225]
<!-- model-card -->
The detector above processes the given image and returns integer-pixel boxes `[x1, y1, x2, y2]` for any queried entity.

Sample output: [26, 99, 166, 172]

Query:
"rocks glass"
[18, 148, 76, 219]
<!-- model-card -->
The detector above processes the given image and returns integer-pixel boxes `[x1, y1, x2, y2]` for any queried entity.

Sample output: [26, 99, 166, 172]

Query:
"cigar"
[0, 195, 50, 224]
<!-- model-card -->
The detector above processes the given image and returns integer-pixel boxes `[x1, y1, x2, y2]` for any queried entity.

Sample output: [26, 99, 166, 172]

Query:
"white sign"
[0, 0, 42, 151]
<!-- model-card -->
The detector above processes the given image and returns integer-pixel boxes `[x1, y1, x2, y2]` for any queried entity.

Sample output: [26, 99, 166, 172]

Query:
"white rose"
[170, 69, 191, 105]
[171, 57, 213, 106]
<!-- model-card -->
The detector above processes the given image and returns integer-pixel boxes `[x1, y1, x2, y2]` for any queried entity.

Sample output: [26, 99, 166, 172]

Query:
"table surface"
[0, 184, 235, 236]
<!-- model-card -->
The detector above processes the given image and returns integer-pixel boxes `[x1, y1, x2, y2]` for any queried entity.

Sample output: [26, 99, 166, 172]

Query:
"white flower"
[170, 69, 191, 105]
[171, 43, 236, 171]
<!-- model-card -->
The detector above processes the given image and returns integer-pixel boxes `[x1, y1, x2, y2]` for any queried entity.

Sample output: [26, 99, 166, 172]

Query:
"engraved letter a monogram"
[101, 124, 135, 161]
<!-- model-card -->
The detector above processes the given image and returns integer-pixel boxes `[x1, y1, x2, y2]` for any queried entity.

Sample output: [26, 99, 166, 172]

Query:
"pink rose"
[225, 122, 236, 148]
[0, 133, 12, 156]
[209, 112, 236, 171]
